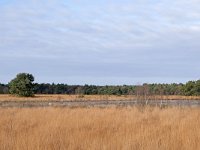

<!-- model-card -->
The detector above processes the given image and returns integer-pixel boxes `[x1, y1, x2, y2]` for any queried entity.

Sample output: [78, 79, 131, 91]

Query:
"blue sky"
[1, 0, 200, 85]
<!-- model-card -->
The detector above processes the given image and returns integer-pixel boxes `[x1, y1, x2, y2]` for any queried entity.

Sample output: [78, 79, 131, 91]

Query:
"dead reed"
[0, 107, 199, 150]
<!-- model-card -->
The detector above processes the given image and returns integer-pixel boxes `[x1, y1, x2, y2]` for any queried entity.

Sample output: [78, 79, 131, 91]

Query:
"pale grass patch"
[0, 107, 200, 150]
[0, 94, 200, 101]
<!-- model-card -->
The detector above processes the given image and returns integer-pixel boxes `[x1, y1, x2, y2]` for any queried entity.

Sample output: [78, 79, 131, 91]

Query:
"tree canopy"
[8, 73, 35, 97]
[0, 73, 199, 96]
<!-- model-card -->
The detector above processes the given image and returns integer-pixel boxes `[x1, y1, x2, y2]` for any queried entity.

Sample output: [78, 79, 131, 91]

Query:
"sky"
[1, 0, 200, 85]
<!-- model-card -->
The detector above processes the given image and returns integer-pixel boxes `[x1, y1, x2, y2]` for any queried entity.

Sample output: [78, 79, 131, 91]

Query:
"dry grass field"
[0, 107, 200, 150]
[1, 94, 200, 101]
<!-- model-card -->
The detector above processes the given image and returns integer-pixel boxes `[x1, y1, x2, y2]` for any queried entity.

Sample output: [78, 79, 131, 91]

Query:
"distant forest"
[1, 80, 200, 96]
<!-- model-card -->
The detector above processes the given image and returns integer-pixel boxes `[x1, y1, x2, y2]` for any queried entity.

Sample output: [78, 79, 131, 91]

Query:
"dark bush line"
[1, 80, 200, 96]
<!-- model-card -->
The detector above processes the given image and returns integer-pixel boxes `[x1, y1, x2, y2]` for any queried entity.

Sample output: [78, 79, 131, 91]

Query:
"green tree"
[182, 81, 196, 96]
[9, 73, 35, 97]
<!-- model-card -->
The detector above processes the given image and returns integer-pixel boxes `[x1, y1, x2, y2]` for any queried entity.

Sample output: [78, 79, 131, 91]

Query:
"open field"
[1, 94, 200, 101]
[1, 94, 200, 108]
[0, 107, 200, 150]
[1, 100, 200, 108]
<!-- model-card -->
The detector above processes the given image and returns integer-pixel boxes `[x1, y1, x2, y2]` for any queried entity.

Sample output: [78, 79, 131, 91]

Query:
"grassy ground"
[0, 107, 200, 150]
[0, 94, 200, 101]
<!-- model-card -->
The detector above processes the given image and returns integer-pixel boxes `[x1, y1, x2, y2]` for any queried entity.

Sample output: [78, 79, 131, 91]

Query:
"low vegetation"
[0, 94, 200, 101]
[0, 107, 199, 150]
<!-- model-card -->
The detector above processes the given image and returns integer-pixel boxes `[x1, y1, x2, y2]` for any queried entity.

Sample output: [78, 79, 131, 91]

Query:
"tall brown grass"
[1, 94, 200, 101]
[0, 107, 200, 150]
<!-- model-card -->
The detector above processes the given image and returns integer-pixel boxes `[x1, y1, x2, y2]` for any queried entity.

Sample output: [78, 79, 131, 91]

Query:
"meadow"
[1, 94, 200, 101]
[0, 107, 200, 150]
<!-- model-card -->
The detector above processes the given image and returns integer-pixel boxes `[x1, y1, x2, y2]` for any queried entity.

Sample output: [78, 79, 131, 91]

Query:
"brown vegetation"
[0, 94, 200, 101]
[0, 107, 200, 150]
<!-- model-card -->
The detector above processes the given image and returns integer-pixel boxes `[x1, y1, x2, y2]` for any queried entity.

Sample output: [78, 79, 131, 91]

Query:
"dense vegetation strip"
[1, 80, 200, 96]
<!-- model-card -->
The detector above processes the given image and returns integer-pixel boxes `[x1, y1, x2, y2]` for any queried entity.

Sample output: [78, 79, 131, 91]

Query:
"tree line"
[1, 73, 200, 96]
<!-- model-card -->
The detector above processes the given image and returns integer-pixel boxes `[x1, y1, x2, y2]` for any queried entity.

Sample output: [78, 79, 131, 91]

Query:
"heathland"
[0, 107, 200, 150]
[1, 94, 200, 102]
